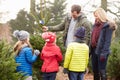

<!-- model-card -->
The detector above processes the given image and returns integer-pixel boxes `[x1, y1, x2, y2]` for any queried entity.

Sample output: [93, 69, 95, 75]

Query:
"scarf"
[91, 20, 104, 48]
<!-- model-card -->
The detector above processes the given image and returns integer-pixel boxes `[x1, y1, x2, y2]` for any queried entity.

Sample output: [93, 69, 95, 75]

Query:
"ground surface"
[56, 66, 93, 80]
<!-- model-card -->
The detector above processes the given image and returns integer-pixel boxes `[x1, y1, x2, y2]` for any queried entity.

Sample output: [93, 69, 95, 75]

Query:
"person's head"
[74, 26, 86, 42]
[94, 8, 117, 38]
[42, 32, 56, 43]
[13, 30, 32, 54]
[94, 8, 108, 23]
[13, 30, 30, 41]
[71, 4, 81, 19]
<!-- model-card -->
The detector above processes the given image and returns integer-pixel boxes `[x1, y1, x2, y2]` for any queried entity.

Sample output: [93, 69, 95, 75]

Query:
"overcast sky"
[0, 0, 118, 23]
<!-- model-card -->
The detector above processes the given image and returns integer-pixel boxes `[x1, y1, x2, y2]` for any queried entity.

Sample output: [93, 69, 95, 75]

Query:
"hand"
[63, 68, 69, 74]
[100, 53, 107, 62]
[42, 26, 48, 32]
[34, 49, 40, 56]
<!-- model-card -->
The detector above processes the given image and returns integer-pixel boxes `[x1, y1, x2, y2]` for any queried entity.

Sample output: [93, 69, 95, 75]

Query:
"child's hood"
[41, 43, 59, 57]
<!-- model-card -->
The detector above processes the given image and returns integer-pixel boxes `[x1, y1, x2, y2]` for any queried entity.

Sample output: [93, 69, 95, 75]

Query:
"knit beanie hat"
[42, 32, 56, 43]
[13, 30, 29, 41]
[74, 26, 86, 39]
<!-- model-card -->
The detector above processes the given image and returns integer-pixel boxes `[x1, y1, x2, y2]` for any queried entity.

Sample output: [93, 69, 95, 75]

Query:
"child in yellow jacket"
[63, 27, 89, 80]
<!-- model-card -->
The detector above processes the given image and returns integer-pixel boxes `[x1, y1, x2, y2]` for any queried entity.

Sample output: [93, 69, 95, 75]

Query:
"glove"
[100, 53, 107, 62]
[34, 49, 40, 56]
[63, 68, 69, 74]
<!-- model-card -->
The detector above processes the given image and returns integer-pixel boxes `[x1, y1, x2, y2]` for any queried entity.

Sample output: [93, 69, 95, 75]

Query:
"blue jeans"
[42, 72, 57, 80]
[68, 71, 84, 80]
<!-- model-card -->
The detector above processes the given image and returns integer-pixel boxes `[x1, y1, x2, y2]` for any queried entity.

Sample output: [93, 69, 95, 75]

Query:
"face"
[71, 11, 80, 19]
[94, 12, 98, 19]
[27, 38, 30, 42]
[94, 12, 101, 22]
[24, 38, 29, 43]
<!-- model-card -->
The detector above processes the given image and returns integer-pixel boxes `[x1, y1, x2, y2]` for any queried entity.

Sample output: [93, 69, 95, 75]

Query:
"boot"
[94, 72, 100, 80]
[100, 70, 107, 80]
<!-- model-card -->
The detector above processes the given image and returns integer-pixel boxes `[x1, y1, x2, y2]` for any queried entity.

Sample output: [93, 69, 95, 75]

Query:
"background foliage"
[107, 40, 120, 80]
[0, 41, 25, 80]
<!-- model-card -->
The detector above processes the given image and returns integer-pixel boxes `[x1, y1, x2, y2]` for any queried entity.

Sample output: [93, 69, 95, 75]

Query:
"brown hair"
[71, 5, 81, 14]
[14, 39, 32, 56]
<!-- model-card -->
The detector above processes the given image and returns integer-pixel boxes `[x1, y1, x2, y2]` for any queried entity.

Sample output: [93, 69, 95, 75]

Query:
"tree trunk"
[40, 0, 46, 19]
[30, 0, 36, 14]
[101, 0, 107, 11]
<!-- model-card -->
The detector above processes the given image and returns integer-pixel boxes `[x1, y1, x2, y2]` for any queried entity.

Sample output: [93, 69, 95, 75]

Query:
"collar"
[45, 43, 56, 46]
[22, 43, 28, 49]
[74, 38, 85, 43]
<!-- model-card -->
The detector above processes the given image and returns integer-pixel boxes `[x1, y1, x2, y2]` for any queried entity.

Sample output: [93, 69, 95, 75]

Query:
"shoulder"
[102, 22, 114, 32]
[78, 43, 89, 48]
[78, 13, 91, 25]
[68, 42, 78, 47]
[22, 47, 32, 52]
[104, 21, 116, 30]
[53, 44, 61, 50]
[103, 22, 110, 28]
[79, 13, 88, 21]
[68, 42, 89, 50]
[83, 44, 89, 49]
[103, 22, 114, 28]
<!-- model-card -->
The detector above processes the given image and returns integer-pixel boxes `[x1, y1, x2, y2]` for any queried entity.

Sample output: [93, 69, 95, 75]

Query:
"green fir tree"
[0, 41, 24, 80]
[48, 0, 67, 25]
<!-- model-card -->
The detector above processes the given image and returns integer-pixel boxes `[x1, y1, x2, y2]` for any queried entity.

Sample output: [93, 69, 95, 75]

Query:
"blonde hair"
[94, 8, 117, 38]
[13, 39, 32, 56]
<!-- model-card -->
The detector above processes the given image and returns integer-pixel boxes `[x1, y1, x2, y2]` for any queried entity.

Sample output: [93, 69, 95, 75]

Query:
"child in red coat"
[40, 32, 63, 80]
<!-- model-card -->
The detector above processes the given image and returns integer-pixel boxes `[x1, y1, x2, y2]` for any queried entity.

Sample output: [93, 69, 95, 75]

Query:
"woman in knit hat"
[40, 32, 63, 80]
[13, 30, 40, 80]
[63, 27, 89, 80]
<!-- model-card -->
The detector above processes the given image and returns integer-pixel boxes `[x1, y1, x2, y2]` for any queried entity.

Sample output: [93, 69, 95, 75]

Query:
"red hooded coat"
[40, 43, 63, 72]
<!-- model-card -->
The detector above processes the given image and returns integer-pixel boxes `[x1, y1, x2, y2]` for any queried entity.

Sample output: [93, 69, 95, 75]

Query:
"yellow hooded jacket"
[64, 42, 89, 72]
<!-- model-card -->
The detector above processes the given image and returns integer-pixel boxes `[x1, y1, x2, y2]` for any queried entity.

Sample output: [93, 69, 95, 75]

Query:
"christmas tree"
[0, 41, 25, 80]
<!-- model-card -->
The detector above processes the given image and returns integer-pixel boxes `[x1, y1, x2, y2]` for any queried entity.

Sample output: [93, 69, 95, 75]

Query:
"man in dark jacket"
[43, 4, 91, 47]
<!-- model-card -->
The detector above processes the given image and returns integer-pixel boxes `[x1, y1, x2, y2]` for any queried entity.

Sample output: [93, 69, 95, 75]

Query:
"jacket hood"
[108, 21, 117, 30]
[103, 22, 116, 30]
[41, 43, 58, 57]
[77, 12, 87, 21]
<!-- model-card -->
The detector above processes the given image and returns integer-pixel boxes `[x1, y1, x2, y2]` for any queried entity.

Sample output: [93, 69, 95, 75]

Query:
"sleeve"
[63, 44, 73, 68]
[48, 19, 66, 32]
[40, 52, 44, 60]
[83, 20, 92, 45]
[40, 49, 44, 60]
[56, 47, 63, 62]
[25, 48, 37, 63]
[86, 46, 89, 68]
[101, 27, 113, 54]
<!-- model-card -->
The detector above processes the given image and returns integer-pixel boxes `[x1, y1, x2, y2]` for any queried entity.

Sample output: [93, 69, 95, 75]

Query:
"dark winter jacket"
[91, 22, 114, 55]
[40, 43, 63, 72]
[48, 13, 91, 45]
[15, 47, 37, 76]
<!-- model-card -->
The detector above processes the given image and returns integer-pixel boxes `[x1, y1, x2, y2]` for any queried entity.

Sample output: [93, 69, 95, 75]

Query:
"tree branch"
[107, 9, 120, 20]
[83, 0, 91, 8]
